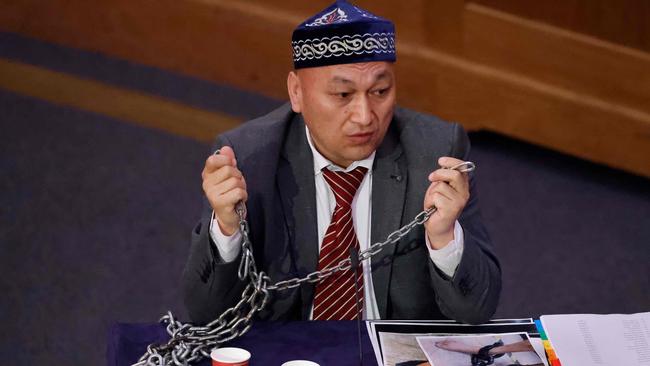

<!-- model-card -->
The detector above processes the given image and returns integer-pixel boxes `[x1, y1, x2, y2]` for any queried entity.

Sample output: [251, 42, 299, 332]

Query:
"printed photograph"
[416, 333, 545, 366]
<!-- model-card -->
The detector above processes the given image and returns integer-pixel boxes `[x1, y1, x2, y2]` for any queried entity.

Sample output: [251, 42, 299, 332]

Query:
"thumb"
[219, 146, 237, 167]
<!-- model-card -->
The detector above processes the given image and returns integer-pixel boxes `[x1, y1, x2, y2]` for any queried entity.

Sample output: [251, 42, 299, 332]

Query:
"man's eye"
[372, 88, 389, 96]
[337, 92, 351, 98]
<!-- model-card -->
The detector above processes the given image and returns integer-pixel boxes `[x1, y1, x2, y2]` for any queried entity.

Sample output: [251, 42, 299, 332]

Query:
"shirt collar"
[305, 126, 375, 175]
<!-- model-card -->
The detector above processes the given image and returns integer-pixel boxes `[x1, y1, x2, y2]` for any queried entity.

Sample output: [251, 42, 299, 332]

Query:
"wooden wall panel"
[464, 4, 650, 116]
[471, 0, 650, 53]
[0, 0, 295, 99]
[0, 0, 648, 177]
[397, 47, 650, 175]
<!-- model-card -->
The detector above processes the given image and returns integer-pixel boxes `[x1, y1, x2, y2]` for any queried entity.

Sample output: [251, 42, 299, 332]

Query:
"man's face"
[287, 61, 396, 168]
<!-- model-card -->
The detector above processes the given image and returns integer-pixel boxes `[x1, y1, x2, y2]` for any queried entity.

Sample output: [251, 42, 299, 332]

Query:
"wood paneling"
[396, 46, 650, 175]
[464, 4, 650, 116]
[471, 0, 650, 53]
[0, 0, 648, 176]
[0, 0, 295, 99]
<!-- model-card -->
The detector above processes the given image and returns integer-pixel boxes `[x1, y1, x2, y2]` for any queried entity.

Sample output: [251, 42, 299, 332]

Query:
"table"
[108, 320, 378, 366]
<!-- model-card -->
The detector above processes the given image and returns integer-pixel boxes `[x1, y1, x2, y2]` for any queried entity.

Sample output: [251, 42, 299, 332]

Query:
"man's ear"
[287, 71, 302, 113]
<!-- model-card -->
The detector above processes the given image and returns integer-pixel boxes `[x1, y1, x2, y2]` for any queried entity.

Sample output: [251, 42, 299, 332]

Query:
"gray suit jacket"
[183, 103, 501, 325]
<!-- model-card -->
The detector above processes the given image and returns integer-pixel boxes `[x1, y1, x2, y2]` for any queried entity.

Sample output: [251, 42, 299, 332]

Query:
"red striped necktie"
[312, 166, 368, 320]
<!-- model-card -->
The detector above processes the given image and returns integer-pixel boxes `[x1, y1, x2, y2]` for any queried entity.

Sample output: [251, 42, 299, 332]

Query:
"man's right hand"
[201, 146, 247, 236]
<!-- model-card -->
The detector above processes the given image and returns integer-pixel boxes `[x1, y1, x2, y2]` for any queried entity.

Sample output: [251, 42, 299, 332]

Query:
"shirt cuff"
[209, 211, 242, 263]
[426, 220, 465, 277]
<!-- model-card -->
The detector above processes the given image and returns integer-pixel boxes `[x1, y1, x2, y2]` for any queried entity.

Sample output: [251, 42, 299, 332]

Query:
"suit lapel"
[370, 125, 406, 319]
[276, 114, 319, 319]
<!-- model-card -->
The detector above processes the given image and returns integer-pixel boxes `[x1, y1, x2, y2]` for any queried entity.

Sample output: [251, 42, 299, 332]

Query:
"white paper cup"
[210, 347, 251, 366]
[281, 361, 320, 366]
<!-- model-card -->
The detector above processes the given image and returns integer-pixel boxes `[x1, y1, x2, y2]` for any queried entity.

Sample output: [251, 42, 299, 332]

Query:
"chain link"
[134, 161, 475, 366]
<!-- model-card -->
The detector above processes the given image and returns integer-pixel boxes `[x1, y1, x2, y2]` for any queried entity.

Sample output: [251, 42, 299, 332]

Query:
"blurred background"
[0, 0, 648, 365]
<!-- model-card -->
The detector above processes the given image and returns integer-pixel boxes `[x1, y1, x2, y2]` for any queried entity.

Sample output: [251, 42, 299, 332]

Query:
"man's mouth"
[346, 132, 374, 144]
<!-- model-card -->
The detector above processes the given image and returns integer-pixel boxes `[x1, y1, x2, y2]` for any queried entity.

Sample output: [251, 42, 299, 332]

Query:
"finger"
[213, 176, 246, 197]
[218, 187, 248, 207]
[429, 192, 452, 212]
[428, 168, 459, 182]
[213, 165, 244, 185]
[424, 186, 453, 211]
[428, 168, 468, 193]
[203, 154, 235, 176]
[206, 187, 248, 232]
[438, 156, 464, 169]
[204, 165, 244, 187]
[429, 181, 461, 202]
[206, 182, 248, 213]
[219, 146, 237, 166]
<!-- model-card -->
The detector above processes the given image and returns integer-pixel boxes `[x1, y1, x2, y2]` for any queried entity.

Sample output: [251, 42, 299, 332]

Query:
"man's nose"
[349, 95, 373, 126]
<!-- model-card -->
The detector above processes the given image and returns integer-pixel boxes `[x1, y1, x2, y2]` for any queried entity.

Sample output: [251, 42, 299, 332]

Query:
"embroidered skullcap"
[292, 0, 396, 69]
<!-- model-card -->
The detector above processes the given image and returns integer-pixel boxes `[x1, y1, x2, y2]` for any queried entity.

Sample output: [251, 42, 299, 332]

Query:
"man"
[183, 1, 500, 325]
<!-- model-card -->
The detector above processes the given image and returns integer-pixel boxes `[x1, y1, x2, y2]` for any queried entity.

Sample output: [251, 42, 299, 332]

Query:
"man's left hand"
[423, 157, 470, 249]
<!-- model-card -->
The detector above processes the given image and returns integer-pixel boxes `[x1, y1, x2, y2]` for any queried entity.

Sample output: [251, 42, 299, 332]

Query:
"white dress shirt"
[209, 127, 464, 319]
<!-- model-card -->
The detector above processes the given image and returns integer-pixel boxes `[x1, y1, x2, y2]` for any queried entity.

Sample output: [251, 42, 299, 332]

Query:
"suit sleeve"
[181, 135, 248, 325]
[427, 123, 502, 324]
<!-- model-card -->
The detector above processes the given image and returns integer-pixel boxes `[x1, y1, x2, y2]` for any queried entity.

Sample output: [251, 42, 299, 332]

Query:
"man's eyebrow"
[329, 72, 392, 86]
[329, 76, 354, 85]
[374, 72, 391, 82]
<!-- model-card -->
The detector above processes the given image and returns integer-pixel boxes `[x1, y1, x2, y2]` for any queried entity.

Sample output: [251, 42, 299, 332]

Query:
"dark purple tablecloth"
[108, 321, 377, 366]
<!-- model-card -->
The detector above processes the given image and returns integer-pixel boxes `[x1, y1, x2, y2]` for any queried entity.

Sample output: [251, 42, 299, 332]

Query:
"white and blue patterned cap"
[292, 0, 396, 69]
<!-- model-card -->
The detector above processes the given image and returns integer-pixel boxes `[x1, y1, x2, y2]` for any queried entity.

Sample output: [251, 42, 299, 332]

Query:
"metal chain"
[134, 161, 475, 366]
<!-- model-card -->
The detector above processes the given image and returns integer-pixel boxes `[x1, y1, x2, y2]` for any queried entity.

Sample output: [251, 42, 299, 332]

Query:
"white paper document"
[541, 312, 650, 366]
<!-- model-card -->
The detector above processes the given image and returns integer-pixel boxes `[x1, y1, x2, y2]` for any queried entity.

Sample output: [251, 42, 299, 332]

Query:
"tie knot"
[322, 166, 368, 207]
